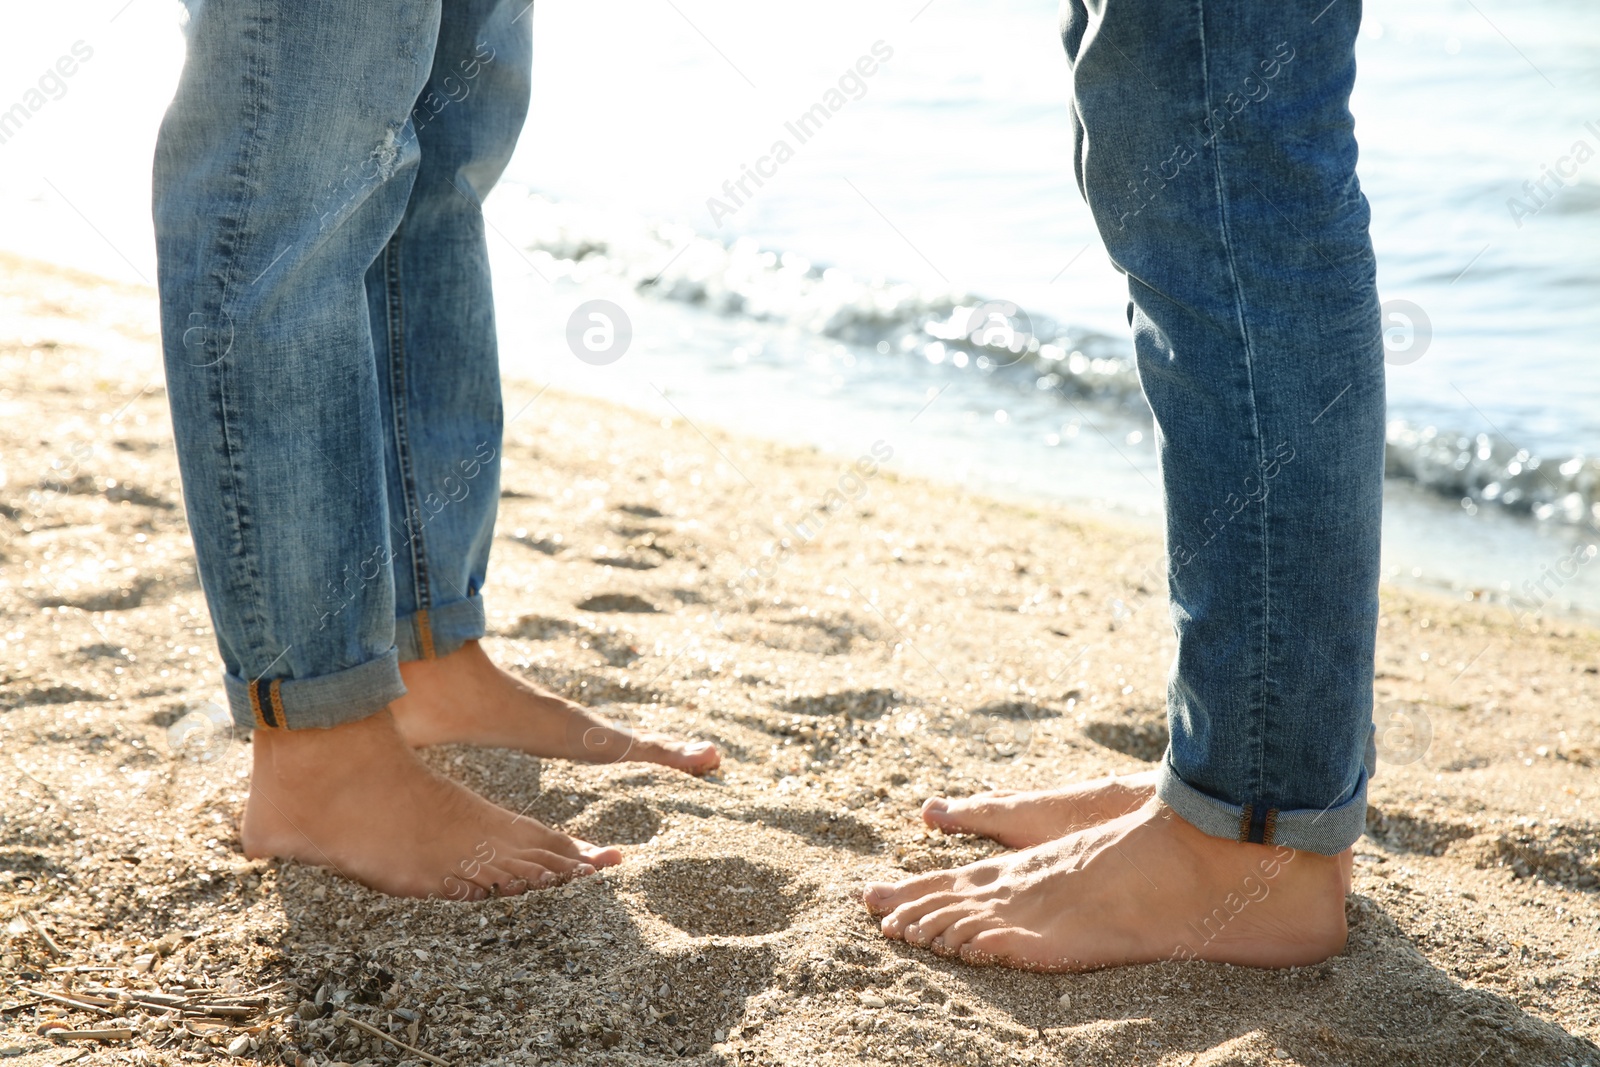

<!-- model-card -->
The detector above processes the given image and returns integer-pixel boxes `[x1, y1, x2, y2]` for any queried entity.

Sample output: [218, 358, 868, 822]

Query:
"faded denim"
[154, 0, 531, 731]
[1061, 0, 1385, 853]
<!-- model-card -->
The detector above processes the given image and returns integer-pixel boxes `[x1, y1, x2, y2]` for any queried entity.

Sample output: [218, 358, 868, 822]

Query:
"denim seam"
[381, 228, 436, 656]
[213, 0, 276, 686]
[1194, 0, 1270, 808]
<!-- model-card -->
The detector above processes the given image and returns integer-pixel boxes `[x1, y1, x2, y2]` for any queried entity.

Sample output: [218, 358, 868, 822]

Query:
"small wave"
[500, 188, 1598, 530]
[1385, 421, 1600, 528]
[500, 189, 1145, 400]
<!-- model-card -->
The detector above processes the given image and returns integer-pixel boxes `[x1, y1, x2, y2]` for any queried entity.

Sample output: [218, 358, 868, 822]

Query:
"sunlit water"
[3, 0, 1597, 617]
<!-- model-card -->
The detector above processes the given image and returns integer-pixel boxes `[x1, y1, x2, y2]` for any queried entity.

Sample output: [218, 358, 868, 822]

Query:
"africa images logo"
[706, 41, 894, 226]
[0, 40, 95, 146]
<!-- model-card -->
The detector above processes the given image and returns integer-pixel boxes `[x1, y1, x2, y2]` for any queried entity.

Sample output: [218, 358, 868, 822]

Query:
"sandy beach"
[1, 252, 1598, 1067]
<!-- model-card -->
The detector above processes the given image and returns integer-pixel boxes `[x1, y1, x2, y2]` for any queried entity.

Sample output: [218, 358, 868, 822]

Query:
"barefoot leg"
[874, 0, 1378, 970]
[158, 0, 606, 901]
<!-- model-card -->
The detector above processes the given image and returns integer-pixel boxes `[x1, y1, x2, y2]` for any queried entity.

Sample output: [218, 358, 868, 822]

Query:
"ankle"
[1163, 804, 1347, 905]
[250, 710, 400, 793]
[398, 639, 488, 683]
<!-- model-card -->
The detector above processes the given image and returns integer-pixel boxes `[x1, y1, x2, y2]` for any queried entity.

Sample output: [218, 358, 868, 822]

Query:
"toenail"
[924, 798, 947, 815]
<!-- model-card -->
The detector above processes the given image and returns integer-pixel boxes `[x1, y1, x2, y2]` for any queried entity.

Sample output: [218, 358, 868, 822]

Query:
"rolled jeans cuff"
[1154, 753, 1369, 856]
[224, 648, 406, 732]
[394, 594, 488, 662]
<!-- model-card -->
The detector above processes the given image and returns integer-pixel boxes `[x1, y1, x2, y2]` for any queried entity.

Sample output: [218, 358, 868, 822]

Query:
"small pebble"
[1058, 992, 1071, 1008]
[226, 1034, 251, 1056]
[858, 992, 886, 1008]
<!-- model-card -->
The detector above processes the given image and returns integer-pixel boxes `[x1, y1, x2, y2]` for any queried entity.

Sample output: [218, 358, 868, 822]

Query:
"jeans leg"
[155, 0, 443, 731]
[1061, 0, 1385, 853]
[368, 0, 532, 663]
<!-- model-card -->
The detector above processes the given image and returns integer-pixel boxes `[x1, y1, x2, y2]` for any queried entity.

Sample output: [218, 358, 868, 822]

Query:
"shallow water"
[2, 0, 1596, 615]
[481, 198, 1600, 621]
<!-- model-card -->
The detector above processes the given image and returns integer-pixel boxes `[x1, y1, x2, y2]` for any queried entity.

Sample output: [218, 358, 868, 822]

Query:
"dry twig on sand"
[22, 912, 64, 957]
[335, 1011, 452, 1067]
[48, 1028, 135, 1043]
[21, 989, 114, 1018]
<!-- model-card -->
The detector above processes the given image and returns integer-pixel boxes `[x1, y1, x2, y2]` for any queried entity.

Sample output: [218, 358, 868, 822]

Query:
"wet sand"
[1, 253, 1597, 1066]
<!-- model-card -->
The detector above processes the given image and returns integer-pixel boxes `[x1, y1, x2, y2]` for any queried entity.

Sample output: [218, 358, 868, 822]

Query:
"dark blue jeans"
[154, 0, 531, 732]
[1062, 0, 1385, 853]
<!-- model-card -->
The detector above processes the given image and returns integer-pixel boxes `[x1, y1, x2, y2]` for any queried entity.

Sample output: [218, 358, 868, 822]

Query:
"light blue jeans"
[154, 0, 531, 731]
[1062, 0, 1385, 853]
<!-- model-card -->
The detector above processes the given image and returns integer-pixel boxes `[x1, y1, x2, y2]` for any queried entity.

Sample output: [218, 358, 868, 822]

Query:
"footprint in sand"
[577, 593, 659, 614]
[633, 856, 810, 937]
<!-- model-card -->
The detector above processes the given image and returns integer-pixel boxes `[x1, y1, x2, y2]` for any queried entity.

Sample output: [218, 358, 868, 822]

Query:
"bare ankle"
[242, 711, 403, 851]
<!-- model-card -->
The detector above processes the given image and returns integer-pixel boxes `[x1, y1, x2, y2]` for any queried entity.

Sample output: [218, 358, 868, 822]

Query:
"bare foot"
[863, 800, 1347, 971]
[923, 770, 1354, 894]
[921, 769, 1158, 848]
[391, 640, 720, 775]
[241, 709, 622, 899]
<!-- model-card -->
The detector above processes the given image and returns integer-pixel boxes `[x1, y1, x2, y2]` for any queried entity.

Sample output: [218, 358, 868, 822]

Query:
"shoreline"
[1, 253, 1597, 1067]
[467, 186, 1600, 624]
